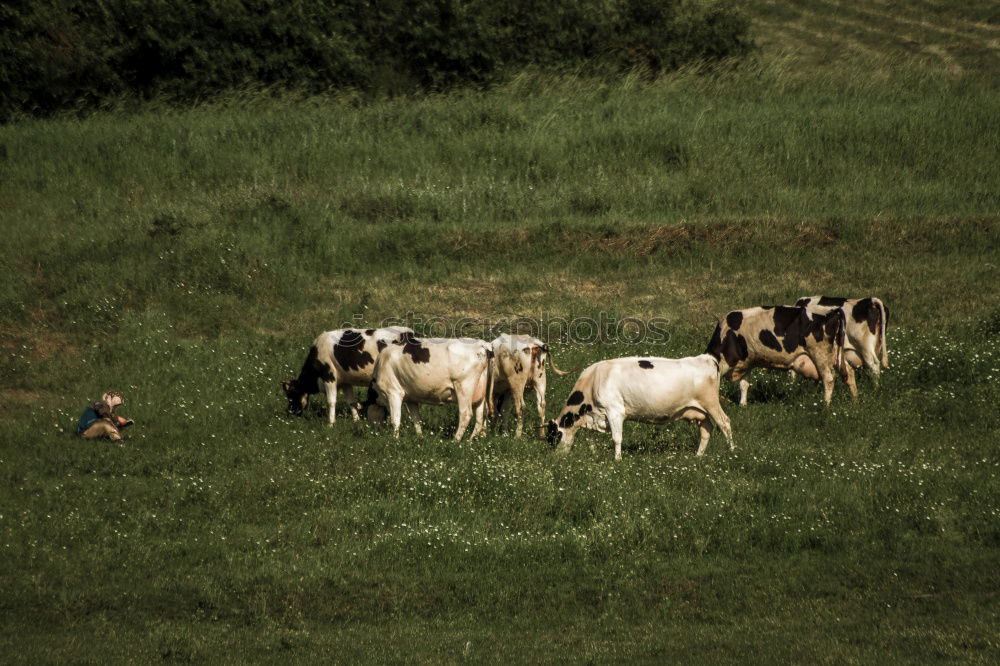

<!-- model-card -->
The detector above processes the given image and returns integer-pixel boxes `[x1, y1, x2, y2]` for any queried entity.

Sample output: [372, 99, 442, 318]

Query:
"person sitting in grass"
[77, 390, 133, 441]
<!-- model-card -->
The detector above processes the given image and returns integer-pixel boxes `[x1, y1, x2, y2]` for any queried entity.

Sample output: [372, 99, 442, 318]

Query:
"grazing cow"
[364, 335, 493, 441]
[488, 334, 569, 438]
[282, 326, 413, 424]
[795, 296, 889, 385]
[706, 306, 854, 406]
[545, 355, 733, 460]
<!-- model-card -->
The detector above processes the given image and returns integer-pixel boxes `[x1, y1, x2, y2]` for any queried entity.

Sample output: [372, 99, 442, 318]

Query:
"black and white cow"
[282, 326, 413, 424]
[795, 296, 889, 385]
[364, 335, 493, 441]
[545, 355, 733, 460]
[706, 305, 854, 406]
[488, 334, 569, 438]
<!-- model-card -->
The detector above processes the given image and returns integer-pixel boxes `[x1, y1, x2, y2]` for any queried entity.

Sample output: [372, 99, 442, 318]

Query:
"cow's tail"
[833, 308, 847, 371]
[542, 344, 570, 376]
[485, 346, 496, 419]
[875, 297, 889, 369]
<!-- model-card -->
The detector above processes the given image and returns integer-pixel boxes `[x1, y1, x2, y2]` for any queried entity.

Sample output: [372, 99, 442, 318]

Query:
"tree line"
[1, 0, 751, 120]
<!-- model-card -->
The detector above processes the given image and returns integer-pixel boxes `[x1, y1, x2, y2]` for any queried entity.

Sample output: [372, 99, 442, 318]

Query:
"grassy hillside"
[2, 2, 999, 662]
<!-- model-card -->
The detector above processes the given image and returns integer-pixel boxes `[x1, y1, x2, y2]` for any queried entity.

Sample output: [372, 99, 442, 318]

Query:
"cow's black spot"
[759, 329, 782, 352]
[762, 305, 774, 310]
[827, 309, 846, 346]
[579, 403, 593, 416]
[810, 313, 826, 342]
[818, 296, 847, 307]
[852, 298, 872, 322]
[726, 311, 744, 330]
[772, 306, 802, 335]
[559, 412, 578, 428]
[365, 329, 375, 336]
[301, 344, 336, 384]
[546, 420, 562, 446]
[376, 340, 387, 352]
[721, 330, 749, 366]
[705, 323, 723, 360]
[638, 360, 654, 369]
[795, 297, 811, 308]
[566, 390, 585, 406]
[333, 329, 374, 371]
[773, 306, 808, 352]
[782, 332, 804, 353]
[852, 298, 879, 334]
[316, 361, 335, 382]
[400, 334, 431, 364]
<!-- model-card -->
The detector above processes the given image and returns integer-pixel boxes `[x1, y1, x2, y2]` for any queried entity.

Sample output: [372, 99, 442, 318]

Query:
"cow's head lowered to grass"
[281, 379, 310, 415]
[545, 389, 593, 450]
[281, 343, 335, 416]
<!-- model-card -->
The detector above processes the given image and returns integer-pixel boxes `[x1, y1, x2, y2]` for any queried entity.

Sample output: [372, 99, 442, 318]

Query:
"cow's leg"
[469, 399, 487, 439]
[705, 403, 734, 451]
[453, 391, 473, 442]
[696, 418, 713, 456]
[533, 375, 547, 439]
[858, 340, 882, 388]
[341, 385, 361, 421]
[495, 392, 513, 432]
[844, 348, 864, 369]
[731, 366, 751, 406]
[821, 364, 836, 406]
[839, 360, 859, 401]
[404, 402, 423, 435]
[323, 380, 338, 425]
[508, 377, 528, 438]
[608, 412, 625, 461]
[867, 362, 882, 389]
[388, 393, 404, 438]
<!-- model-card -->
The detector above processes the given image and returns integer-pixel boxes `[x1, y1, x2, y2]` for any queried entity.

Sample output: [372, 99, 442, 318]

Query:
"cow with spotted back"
[796, 296, 889, 385]
[706, 306, 854, 406]
[488, 334, 569, 438]
[364, 335, 494, 441]
[546, 355, 733, 460]
[282, 326, 413, 424]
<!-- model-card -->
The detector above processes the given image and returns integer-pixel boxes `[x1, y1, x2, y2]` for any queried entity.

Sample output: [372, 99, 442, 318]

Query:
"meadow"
[2, 1, 1000, 662]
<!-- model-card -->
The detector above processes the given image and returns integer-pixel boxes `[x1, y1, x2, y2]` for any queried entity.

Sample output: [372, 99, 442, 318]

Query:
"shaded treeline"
[0, 0, 750, 120]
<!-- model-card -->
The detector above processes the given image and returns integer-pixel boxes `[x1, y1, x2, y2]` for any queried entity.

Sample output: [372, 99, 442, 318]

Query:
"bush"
[0, 0, 751, 120]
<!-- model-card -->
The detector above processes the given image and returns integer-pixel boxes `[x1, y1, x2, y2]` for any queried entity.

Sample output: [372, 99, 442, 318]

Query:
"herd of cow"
[282, 296, 889, 459]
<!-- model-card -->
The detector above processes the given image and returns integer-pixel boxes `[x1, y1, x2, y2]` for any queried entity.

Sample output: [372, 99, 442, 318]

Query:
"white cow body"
[547, 354, 733, 459]
[489, 333, 568, 438]
[366, 336, 492, 441]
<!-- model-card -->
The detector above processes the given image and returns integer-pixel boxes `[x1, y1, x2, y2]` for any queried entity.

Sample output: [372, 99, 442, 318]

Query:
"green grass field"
[2, 2, 999, 662]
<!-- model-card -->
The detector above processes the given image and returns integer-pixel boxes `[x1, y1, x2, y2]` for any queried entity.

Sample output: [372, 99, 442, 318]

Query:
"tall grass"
[2, 62, 997, 344]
